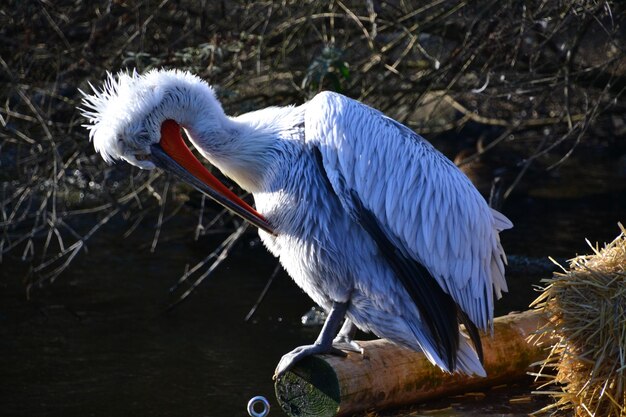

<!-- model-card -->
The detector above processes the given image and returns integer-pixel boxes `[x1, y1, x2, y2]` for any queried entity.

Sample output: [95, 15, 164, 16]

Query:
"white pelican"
[80, 69, 512, 378]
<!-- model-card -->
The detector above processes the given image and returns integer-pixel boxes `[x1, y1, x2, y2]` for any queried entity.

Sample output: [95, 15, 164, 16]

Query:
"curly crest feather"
[79, 69, 217, 165]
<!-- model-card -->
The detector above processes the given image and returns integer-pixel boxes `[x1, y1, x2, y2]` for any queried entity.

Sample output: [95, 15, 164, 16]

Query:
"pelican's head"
[80, 69, 222, 169]
[79, 69, 273, 234]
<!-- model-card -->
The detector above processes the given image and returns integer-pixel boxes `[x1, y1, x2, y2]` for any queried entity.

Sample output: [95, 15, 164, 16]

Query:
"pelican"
[80, 69, 512, 378]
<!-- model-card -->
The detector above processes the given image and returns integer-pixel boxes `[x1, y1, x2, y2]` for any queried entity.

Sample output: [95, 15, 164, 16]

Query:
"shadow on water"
[1, 186, 624, 416]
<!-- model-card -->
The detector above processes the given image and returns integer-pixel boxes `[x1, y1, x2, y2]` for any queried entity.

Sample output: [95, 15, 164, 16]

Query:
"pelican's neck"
[176, 93, 280, 193]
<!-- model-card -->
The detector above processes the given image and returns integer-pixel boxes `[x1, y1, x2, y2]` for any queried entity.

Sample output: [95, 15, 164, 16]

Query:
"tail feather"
[490, 208, 513, 231]
[455, 335, 486, 376]
[402, 317, 485, 376]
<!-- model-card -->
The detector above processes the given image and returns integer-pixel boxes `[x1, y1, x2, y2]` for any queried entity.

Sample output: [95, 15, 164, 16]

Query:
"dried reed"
[531, 224, 626, 416]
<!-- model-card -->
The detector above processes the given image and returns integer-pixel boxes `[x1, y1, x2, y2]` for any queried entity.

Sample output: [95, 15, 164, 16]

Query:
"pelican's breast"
[254, 143, 357, 309]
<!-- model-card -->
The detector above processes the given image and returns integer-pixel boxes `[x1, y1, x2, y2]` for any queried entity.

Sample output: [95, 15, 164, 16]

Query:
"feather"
[305, 91, 511, 373]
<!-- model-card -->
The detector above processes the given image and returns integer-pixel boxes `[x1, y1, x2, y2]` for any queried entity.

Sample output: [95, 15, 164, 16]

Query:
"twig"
[150, 177, 170, 253]
[166, 223, 249, 311]
[244, 262, 283, 322]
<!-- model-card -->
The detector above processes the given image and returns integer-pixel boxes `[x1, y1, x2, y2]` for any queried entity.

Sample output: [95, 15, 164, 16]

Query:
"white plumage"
[81, 69, 512, 377]
[305, 93, 510, 329]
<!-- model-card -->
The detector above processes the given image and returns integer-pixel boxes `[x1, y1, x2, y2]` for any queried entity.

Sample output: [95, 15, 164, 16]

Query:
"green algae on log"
[275, 310, 547, 417]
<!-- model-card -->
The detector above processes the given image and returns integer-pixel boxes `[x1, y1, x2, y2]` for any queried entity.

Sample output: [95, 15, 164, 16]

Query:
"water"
[1, 186, 624, 416]
[1, 233, 312, 417]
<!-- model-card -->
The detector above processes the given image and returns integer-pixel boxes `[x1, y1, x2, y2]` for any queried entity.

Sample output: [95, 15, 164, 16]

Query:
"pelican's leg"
[332, 319, 364, 354]
[274, 301, 348, 379]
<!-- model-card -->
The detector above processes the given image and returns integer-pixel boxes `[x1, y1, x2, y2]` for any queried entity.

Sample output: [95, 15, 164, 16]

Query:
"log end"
[275, 356, 341, 417]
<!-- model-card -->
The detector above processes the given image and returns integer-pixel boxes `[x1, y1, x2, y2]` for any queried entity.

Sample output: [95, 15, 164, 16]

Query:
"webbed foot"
[274, 343, 346, 379]
[273, 300, 349, 379]
[332, 318, 364, 354]
[332, 335, 364, 354]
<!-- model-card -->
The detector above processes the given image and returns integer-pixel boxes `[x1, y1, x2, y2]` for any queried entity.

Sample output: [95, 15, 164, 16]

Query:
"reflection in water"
[1, 188, 624, 416]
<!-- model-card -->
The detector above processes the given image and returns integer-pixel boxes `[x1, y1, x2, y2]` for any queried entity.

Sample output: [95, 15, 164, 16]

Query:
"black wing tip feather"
[348, 190, 460, 371]
[458, 309, 484, 365]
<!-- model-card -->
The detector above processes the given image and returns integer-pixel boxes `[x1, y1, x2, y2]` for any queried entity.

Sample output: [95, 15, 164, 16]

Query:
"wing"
[304, 92, 512, 335]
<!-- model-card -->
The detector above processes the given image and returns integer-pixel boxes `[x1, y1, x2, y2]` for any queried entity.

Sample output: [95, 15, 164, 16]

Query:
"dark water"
[1, 234, 310, 417]
[1, 185, 625, 416]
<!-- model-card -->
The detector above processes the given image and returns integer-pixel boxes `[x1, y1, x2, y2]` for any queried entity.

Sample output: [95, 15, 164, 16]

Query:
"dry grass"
[530, 224, 626, 416]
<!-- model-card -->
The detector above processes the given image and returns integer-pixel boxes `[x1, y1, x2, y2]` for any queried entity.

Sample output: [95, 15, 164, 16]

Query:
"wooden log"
[274, 309, 547, 417]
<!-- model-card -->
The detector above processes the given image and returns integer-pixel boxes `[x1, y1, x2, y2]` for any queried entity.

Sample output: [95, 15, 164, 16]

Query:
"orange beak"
[150, 120, 274, 235]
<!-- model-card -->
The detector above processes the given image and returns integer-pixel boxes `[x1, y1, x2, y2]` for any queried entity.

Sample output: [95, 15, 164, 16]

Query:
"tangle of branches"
[0, 0, 624, 292]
